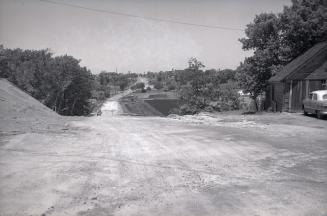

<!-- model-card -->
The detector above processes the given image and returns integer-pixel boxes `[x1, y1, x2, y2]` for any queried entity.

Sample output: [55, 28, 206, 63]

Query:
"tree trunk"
[71, 98, 77, 115]
[254, 98, 258, 112]
[251, 96, 258, 112]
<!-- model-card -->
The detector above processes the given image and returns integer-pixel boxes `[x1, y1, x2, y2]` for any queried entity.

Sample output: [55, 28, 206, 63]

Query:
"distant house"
[267, 42, 327, 112]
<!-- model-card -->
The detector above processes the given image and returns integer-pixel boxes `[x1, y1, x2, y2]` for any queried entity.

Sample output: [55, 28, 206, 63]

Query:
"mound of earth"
[0, 79, 62, 133]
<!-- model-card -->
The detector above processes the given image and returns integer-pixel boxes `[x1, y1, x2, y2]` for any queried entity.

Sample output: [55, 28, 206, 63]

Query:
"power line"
[39, 0, 244, 31]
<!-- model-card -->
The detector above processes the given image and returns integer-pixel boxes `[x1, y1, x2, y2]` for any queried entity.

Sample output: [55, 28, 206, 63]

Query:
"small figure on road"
[97, 109, 102, 116]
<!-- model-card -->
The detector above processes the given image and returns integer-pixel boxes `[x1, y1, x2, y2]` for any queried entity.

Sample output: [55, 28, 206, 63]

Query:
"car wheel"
[316, 111, 323, 119]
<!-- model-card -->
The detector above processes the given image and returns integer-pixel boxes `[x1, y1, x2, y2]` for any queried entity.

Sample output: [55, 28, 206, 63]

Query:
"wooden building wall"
[308, 80, 324, 92]
[268, 80, 325, 113]
[272, 83, 284, 112]
[289, 80, 306, 112]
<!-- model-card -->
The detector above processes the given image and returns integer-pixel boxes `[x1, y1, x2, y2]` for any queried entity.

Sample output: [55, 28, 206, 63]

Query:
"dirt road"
[1, 112, 327, 216]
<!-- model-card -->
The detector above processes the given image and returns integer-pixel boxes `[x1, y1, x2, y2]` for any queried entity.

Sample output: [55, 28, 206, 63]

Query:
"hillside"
[0, 79, 62, 133]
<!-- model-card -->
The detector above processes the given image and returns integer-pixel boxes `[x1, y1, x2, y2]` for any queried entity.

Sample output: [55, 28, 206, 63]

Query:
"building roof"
[305, 61, 327, 80]
[269, 42, 327, 82]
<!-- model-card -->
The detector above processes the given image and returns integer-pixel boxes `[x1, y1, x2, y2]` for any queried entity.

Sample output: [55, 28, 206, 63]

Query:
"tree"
[237, 0, 327, 110]
[93, 71, 137, 98]
[130, 82, 145, 90]
[0, 47, 93, 116]
[240, 0, 327, 63]
[237, 13, 282, 105]
[279, 0, 327, 61]
[178, 65, 239, 114]
[187, 57, 205, 71]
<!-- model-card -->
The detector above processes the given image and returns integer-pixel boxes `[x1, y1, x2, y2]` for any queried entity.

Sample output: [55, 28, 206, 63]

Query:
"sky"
[0, 0, 290, 74]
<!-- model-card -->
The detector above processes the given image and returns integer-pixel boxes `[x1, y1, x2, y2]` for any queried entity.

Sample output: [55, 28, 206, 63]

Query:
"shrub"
[131, 82, 145, 90]
[179, 104, 197, 115]
[167, 84, 176, 91]
[153, 81, 163, 90]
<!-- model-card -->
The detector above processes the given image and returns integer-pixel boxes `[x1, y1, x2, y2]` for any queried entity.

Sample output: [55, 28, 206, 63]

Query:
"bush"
[203, 106, 214, 112]
[153, 81, 163, 90]
[179, 104, 198, 115]
[131, 82, 145, 90]
[167, 84, 176, 91]
[91, 90, 106, 101]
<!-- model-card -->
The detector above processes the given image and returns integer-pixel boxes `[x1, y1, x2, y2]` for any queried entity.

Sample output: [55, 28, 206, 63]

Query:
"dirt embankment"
[0, 79, 64, 133]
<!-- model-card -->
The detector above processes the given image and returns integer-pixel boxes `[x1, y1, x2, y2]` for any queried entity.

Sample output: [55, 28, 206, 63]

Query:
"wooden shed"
[267, 42, 327, 112]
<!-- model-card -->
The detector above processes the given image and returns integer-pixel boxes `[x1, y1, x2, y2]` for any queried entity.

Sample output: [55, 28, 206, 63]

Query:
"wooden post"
[289, 80, 293, 112]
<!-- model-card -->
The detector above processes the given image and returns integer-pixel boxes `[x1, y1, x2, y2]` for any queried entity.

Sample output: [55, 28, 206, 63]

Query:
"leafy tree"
[0, 47, 93, 116]
[50, 55, 93, 115]
[237, 0, 327, 110]
[237, 13, 282, 105]
[188, 57, 205, 71]
[93, 71, 137, 98]
[279, 0, 327, 61]
[130, 82, 145, 90]
[178, 67, 239, 114]
[144, 60, 239, 114]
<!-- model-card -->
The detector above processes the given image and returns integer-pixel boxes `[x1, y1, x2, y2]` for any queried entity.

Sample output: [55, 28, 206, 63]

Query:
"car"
[302, 90, 327, 119]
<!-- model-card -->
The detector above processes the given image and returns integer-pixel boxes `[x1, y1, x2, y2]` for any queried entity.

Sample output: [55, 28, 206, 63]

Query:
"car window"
[323, 94, 327, 100]
[313, 94, 318, 101]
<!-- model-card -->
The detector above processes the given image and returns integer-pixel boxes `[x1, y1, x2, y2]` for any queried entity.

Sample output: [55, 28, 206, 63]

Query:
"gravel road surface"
[1, 113, 327, 216]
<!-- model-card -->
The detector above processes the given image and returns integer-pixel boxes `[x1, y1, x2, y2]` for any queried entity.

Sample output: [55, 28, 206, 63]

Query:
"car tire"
[316, 111, 323, 119]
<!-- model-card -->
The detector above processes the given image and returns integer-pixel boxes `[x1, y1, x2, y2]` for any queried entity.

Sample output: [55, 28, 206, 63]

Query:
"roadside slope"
[0, 79, 61, 132]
